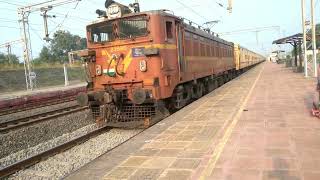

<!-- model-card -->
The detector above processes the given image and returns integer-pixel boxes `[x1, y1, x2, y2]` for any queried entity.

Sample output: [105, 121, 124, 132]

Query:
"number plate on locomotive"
[132, 47, 145, 57]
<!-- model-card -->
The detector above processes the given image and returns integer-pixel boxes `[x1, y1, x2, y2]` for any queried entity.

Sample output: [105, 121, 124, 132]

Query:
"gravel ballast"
[0, 101, 78, 123]
[8, 128, 142, 179]
[0, 124, 97, 169]
[0, 109, 93, 158]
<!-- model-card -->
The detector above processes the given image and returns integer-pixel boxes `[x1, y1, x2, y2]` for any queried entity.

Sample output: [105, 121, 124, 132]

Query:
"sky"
[0, 0, 317, 59]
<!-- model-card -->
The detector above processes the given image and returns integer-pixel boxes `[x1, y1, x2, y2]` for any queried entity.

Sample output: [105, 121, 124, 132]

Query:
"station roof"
[272, 33, 307, 45]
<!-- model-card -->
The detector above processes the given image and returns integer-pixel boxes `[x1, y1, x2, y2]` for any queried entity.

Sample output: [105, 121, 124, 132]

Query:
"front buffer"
[77, 88, 170, 128]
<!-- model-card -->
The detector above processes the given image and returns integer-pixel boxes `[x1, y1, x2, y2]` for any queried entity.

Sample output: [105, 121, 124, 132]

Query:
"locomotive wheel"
[195, 83, 204, 99]
[228, 73, 232, 81]
[225, 74, 230, 82]
[223, 75, 227, 83]
[173, 92, 184, 109]
[200, 83, 205, 96]
[208, 81, 214, 92]
[218, 77, 224, 87]
[208, 79, 217, 92]
[232, 71, 236, 79]
[213, 79, 218, 89]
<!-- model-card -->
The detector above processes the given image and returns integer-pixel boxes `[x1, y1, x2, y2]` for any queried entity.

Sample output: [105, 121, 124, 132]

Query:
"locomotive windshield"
[89, 16, 148, 43]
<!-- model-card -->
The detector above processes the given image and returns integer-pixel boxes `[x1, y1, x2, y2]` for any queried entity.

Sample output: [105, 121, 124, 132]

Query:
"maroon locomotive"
[77, 1, 263, 128]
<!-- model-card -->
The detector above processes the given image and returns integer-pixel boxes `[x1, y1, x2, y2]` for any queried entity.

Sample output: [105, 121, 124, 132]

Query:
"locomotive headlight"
[107, 4, 121, 19]
[96, 65, 102, 76]
[139, 60, 147, 72]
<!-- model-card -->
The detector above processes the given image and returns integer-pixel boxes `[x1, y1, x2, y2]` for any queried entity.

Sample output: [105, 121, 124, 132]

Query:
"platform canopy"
[272, 33, 307, 45]
[272, 33, 310, 69]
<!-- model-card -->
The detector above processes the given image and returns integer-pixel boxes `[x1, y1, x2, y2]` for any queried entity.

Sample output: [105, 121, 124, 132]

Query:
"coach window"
[185, 31, 191, 39]
[165, 21, 173, 40]
[211, 44, 215, 56]
[185, 32, 192, 56]
[216, 46, 219, 57]
[206, 44, 211, 56]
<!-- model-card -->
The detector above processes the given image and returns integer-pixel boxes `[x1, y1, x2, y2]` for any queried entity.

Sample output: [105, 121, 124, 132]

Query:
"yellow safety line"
[199, 64, 265, 179]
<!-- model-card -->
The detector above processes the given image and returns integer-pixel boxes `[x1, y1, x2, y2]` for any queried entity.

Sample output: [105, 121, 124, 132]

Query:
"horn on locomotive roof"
[104, 0, 140, 13]
[129, 0, 140, 13]
[95, 0, 115, 18]
[98, 0, 138, 19]
[105, 0, 115, 8]
[96, 9, 107, 18]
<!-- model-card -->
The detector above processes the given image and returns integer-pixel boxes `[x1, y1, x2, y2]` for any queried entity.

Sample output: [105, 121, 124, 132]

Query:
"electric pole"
[0, 39, 22, 64]
[255, 31, 259, 45]
[311, 0, 317, 77]
[18, 10, 35, 90]
[227, 0, 233, 13]
[41, 6, 56, 42]
[302, 0, 308, 77]
[17, 0, 81, 91]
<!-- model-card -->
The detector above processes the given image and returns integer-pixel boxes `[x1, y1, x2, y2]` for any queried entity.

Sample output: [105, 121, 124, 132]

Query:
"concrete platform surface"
[66, 62, 319, 180]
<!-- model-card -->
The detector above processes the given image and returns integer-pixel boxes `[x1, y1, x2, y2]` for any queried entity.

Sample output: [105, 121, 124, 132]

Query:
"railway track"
[0, 105, 88, 134]
[0, 96, 77, 116]
[0, 126, 111, 178]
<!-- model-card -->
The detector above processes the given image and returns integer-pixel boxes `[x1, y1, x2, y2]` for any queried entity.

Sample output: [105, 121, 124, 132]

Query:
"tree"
[50, 30, 87, 63]
[38, 46, 53, 63]
[306, 24, 320, 49]
[0, 53, 19, 64]
[35, 30, 87, 64]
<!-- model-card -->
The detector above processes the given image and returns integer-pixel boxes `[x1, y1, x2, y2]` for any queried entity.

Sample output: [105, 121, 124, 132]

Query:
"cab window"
[165, 21, 173, 40]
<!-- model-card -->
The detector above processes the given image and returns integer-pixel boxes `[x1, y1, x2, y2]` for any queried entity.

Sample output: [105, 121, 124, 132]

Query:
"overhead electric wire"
[0, 25, 20, 29]
[0, 20, 19, 23]
[0, 17, 18, 21]
[0, 0, 87, 64]
[214, 0, 228, 10]
[175, 0, 209, 21]
[52, 12, 91, 22]
[50, 0, 80, 34]
[29, 25, 47, 44]
[20, 0, 77, 9]
[48, 18, 83, 34]
[0, 19, 42, 26]
[0, 7, 17, 11]
[0, 0, 23, 6]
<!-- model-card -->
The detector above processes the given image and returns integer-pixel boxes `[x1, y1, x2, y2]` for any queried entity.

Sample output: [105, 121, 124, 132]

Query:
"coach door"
[176, 22, 185, 75]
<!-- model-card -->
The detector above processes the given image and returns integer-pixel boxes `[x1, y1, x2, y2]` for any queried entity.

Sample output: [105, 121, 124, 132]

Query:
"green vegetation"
[34, 30, 87, 64]
[0, 66, 86, 93]
[0, 53, 19, 65]
[307, 24, 320, 49]
[290, 23, 320, 57]
[0, 30, 87, 93]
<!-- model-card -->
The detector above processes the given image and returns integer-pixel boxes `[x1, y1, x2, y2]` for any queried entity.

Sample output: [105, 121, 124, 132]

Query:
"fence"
[0, 63, 86, 94]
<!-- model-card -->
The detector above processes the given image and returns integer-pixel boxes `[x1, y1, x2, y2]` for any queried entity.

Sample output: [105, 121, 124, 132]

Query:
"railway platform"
[66, 62, 319, 180]
[0, 83, 86, 101]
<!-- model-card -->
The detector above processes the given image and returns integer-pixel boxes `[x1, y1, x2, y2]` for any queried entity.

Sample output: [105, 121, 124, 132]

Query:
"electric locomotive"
[77, 0, 263, 128]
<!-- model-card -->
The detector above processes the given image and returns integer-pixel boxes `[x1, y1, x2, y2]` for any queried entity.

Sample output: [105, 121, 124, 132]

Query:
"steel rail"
[0, 96, 77, 116]
[0, 126, 111, 178]
[0, 106, 88, 134]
